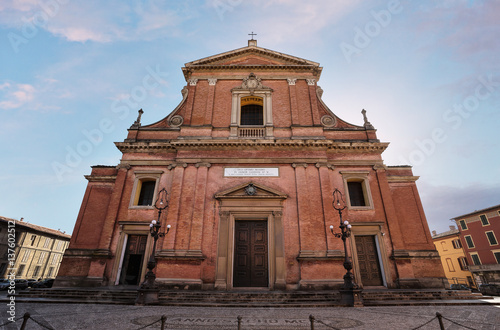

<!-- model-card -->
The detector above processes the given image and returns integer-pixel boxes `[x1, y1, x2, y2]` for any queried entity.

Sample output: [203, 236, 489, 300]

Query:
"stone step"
[9, 288, 493, 307]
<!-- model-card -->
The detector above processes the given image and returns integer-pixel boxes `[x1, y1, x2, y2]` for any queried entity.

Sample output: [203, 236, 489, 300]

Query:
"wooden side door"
[355, 235, 383, 286]
[120, 235, 147, 285]
[233, 221, 269, 287]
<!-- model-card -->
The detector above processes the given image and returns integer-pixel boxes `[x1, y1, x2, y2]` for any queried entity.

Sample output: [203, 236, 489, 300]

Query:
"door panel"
[355, 235, 383, 286]
[120, 235, 147, 285]
[233, 221, 269, 287]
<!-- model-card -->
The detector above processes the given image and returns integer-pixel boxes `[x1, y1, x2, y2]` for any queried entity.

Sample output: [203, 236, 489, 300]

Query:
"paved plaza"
[1, 299, 499, 330]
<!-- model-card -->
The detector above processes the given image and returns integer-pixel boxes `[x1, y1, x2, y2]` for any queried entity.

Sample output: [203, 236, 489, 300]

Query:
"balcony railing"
[238, 127, 265, 138]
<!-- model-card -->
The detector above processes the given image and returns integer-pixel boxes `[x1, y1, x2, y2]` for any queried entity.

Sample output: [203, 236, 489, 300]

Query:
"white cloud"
[0, 83, 36, 109]
[0, 1, 190, 43]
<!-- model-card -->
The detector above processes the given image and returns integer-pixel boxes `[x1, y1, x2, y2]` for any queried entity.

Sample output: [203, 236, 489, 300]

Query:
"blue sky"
[1, 0, 499, 235]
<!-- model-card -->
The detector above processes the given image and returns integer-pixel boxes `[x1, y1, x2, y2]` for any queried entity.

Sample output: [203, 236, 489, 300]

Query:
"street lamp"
[329, 188, 362, 306]
[136, 188, 170, 305]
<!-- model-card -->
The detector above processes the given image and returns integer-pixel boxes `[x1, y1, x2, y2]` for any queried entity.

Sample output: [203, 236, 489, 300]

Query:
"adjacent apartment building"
[0, 216, 71, 280]
[432, 225, 475, 288]
[452, 204, 500, 286]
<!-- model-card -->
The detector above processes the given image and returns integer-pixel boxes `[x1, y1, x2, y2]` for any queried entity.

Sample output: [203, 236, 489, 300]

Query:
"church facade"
[56, 40, 446, 290]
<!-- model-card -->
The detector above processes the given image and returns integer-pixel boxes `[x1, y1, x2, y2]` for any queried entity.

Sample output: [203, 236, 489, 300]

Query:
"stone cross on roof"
[248, 31, 257, 40]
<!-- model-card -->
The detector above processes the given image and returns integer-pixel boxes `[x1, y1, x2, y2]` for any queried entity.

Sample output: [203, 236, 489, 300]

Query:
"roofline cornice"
[185, 46, 320, 67]
[115, 140, 389, 153]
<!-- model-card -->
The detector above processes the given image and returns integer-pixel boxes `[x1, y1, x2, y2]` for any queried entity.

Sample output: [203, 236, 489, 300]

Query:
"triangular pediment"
[215, 182, 287, 199]
[185, 45, 319, 68]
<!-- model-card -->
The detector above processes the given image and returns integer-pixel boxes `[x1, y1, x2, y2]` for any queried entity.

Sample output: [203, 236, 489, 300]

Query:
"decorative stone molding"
[273, 211, 283, 217]
[232, 73, 272, 95]
[181, 86, 188, 97]
[188, 78, 198, 86]
[306, 79, 316, 86]
[287, 78, 296, 85]
[167, 164, 177, 170]
[316, 86, 323, 98]
[195, 162, 212, 168]
[84, 175, 117, 183]
[115, 141, 390, 154]
[116, 163, 131, 170]
[208, 78, 217, 86]
[292, 163, 308, 168]
[372, 164, 386, 171]
[320, 115, 336, 127]
[244, 183, 257, 196]
[169, 115, 184, 127]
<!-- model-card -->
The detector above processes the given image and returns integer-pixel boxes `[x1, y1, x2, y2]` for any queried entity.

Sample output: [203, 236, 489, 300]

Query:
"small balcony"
[238, 127, 265, 138]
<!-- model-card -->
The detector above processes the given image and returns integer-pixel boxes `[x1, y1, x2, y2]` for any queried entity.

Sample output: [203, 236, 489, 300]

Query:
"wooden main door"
[233, 221, 269, 287]
[119, 235, 147, 285]
[355, 235, 383, 286]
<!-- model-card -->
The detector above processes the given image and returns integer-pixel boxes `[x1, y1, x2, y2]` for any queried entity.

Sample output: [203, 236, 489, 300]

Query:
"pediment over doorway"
[215, 182, 287, 199]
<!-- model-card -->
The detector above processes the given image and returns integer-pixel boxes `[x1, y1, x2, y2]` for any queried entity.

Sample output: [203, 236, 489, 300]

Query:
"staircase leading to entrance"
[10, 288, 495, 307]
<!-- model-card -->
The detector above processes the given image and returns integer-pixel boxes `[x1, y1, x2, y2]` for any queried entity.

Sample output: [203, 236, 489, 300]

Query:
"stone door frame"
[350, 223, 390, 288]
[214, 182, 287, 290]
[112, 222, 153, 286]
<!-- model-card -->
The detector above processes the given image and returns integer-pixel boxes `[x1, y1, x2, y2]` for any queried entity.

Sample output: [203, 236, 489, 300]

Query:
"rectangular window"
[16, 264, 25, 276]
[470, 253, 481, 265]
[464, 235, 475, 248]
[493, 252, 500, 264]
[347, 181, 366, 206]
[137, 180, 156, 206]
[43, 238, 51, 248]
[452, 239, 462, 249]
[21, 250, 31, 263]
[37, 252, 47, 264]
[458, 257, 468, 270]
[33, 265, 41, 277]
[47, 267, 54, 278]
[459, 220, 467, 230]
[480, 214, 489, 226]
[56, 240, 64, 251]
[50, 254, 59, 265]
[446, 258, 455, 272]
[486, 231, 498, 245]
[30, 235, 37, 246]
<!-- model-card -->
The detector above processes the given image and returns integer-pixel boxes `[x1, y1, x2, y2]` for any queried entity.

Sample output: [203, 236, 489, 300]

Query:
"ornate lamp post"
[329, 188, 363, 306]
[136, 188, 170, 305]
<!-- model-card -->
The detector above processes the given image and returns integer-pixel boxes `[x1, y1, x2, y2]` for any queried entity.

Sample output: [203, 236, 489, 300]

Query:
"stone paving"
[2, 298, 499, 329]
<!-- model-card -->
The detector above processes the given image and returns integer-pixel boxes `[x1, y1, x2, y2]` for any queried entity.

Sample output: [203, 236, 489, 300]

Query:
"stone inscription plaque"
[224, 167, 279, 177]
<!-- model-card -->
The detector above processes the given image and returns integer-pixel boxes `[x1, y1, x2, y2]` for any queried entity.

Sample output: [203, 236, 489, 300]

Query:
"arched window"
[240, 96, 263, 126]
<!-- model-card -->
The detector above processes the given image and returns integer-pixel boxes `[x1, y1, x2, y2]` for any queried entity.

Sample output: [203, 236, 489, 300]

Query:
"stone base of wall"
[54, 276, 105, 288]
[155, 278, 203, 290]
[397, 277, 447, 289]
[298, 279, 344, 290]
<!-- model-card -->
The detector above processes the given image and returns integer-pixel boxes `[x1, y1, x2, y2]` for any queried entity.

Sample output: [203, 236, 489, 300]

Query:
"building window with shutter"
[470, 253, 481, 265]
[458, 220, 467, 230]
[486, 231, 498, 246]
[480, 214, 489, 226]
[493, 251, 500, 264]
[452, 239, 461, 249]
[458, 257, 468, 270]
[464, 235, 475, 248]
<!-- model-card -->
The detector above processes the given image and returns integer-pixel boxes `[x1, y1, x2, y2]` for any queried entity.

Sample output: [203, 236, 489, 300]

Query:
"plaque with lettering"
[224, 168, 279, 177]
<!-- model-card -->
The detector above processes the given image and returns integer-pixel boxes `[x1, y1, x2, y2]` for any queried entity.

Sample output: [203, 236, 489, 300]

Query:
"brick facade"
[56, 40, 446, 290]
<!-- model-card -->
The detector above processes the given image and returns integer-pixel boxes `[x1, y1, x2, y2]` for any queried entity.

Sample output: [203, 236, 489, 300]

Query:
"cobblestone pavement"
[1, 300, 499, 330]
